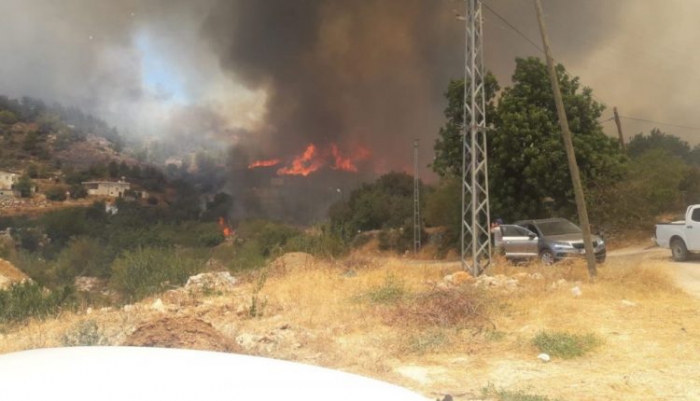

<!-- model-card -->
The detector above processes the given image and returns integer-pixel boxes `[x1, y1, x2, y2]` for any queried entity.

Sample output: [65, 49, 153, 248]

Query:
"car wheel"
[671, 238, 688, 261]
[540, 249, 555, 265]
[596, 255, 606, 264]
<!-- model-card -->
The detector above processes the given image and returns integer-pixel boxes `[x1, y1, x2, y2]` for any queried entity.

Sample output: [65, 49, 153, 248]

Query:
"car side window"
[526, 224, 538, 235]
[500, 226, 516, 237]
[692, 208, 700, 222]
[515, 226, 534, 236]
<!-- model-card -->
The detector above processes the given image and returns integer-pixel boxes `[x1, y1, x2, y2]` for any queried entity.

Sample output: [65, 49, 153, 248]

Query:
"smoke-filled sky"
[0, 0, 698, 178]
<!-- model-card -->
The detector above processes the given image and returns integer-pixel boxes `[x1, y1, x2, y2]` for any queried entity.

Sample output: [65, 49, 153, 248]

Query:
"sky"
[0, 0, 699, 178]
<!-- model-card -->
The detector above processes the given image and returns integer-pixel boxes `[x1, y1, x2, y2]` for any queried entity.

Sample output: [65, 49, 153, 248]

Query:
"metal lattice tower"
[413, 138, 421, 254]
[461, 0, 491, 276]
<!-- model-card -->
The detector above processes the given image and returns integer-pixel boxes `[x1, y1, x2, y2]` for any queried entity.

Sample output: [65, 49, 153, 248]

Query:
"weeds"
[482, 384, 563, 401]
[109, 247, 204, 303]
[362, 274, 406, 304]
[406, 329, 450, 354]
[248, 271, 268, 318]
[531, 331, 601, 359]
[61, 319, 107, 346]
[384, 286, 494, 330]
[0, 281, 74, 324]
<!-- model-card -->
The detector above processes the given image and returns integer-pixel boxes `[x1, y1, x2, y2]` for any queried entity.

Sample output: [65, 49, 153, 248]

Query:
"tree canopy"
[433, 56, 626, 222]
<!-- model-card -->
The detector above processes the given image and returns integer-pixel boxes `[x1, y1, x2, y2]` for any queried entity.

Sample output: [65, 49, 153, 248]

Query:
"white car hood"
[0, 347, 430, 401]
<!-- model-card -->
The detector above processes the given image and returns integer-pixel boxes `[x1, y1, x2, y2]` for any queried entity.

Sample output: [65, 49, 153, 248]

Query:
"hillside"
[1, 249, 698, 401]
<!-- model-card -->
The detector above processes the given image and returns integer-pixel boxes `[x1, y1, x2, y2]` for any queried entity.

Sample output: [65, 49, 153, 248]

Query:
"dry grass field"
[1, 249, 699, 400]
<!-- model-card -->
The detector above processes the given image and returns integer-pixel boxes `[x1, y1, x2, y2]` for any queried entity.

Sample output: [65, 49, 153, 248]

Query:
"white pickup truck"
[655, 205, 700, 261]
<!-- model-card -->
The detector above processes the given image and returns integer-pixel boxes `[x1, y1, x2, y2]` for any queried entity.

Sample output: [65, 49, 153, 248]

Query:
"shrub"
[361, 274, 406, 304]
[61, 319, 107, 346]
[45, 186, 68, 201]
[385, 286, 494, 329]
[228, 241, 267, 273]
[531, 331, 601, 359]
[0, 282, 74, 324]
[482, 384, 563, 401]
[285, 230, 348, 258]
[109, 247, 204, 302]
[54, 237, 110, 282]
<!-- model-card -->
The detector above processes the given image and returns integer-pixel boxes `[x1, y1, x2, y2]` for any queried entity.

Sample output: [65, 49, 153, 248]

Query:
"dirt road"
[610, 245, 700, 298]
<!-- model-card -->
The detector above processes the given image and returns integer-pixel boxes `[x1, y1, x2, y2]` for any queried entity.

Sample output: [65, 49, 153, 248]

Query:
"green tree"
[432, 73, 500, 178]
[489, 57, 625, 220]
[0, 110, 18, 124]
[14, 175, 33, 198]
[627, 128, 692, 163]
[329, 172, 419, 235]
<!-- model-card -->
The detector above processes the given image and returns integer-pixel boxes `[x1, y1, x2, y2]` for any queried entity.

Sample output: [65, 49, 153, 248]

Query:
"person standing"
[491, 218, 504, 255]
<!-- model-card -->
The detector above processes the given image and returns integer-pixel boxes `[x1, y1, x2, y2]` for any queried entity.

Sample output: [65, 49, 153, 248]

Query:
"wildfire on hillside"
[248, 143, 371, 177]
[218, 217, 233, 238]
[247, 159, 281, 169]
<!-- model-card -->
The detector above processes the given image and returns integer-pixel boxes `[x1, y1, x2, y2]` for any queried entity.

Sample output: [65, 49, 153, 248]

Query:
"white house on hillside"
[82, 179, 131, 198]
[0, 171, 18, 190]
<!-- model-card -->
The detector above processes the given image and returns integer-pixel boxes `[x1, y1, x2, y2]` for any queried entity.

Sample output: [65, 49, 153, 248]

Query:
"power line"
[481, 1, 607, 106]
[481, 1, 543, 53]
[480, 2, 700, 135]
[618, 115, 700, 132]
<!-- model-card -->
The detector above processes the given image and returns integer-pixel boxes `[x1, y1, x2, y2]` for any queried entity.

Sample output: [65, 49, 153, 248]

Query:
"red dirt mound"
[123, 316, 239, 353]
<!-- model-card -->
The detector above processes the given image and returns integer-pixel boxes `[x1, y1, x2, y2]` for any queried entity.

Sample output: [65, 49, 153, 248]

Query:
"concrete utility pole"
[413, 138, 421, 255]
[461, 0, 492, 277]
[534, 0, 597, 278]
[613, 107, 625, 151]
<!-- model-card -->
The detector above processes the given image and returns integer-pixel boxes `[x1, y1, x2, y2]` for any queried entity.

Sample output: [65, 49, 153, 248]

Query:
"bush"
[45, 186, 68, 201]
[360, 274, 406, 304]
[61, 319, 107, 346]
[385, 286, 494, 329]
[228, 241, 267, 273]
[285, 230, 348, 258]
[54, 237, 110, 282]
[109, 247, 204, 302]
[482, 384, 563, 401]
[531, 331, 601, 359]
[0, 282, 74, 324]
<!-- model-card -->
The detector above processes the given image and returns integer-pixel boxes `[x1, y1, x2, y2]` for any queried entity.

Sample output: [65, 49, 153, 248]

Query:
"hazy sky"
[0, 0, 698, 176]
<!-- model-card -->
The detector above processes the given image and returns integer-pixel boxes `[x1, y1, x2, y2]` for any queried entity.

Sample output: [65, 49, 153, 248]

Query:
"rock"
[443, 271, 475, 286]
[123, 304, 135, 312]
[74, 276, 106, 292]
[236, 333, 264, 350]
[529, 273, 544, 280]
[621, 300, 637, 307]
[475, 274, 518, 292]
[86, 307, 93, 315]
[185, 272, 237, 294]
[537, 353, 551, 362]
[571, 286, 582, 297]
[151, 298, 166, 313]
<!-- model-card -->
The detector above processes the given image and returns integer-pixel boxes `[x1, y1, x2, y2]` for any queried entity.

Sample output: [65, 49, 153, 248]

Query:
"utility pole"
[461, 0, 491, 276]
[413, 138, 421, 255]
[613, 107, 625, 151]
[534, 0, 597, 278]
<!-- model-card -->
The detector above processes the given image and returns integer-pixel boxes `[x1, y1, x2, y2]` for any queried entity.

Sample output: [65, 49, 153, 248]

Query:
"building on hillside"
[0, 171, 18, 190]
[82, 179, 131, 198]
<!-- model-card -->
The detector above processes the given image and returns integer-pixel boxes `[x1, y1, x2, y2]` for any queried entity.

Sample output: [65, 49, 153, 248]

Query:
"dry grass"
[2, 251, 700, 400]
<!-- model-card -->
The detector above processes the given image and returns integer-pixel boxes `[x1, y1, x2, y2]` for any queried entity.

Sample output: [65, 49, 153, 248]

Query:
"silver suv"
[499, 218, 606, 264]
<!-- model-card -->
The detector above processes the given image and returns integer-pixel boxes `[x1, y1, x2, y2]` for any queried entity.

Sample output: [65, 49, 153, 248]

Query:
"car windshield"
[536, 220, 582, 236]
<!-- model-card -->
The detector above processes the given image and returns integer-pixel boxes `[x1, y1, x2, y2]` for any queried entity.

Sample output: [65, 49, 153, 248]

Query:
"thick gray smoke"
[1, 0, 697, 176]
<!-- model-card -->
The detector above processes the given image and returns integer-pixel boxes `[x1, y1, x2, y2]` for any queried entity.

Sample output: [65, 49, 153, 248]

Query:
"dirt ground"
[1, 247, 700, 401]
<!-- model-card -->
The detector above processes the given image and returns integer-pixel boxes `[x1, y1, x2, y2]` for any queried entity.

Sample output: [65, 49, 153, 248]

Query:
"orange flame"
[218, 217, 233, 237]
[248, 158, 281, 169]
[330, 144, 371, 172]
[277, 144, 325, 176]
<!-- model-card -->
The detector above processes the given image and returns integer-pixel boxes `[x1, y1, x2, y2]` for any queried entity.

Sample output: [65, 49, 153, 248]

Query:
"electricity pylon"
[413, 138, 421, 254]
[461, 0, 491, 276]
